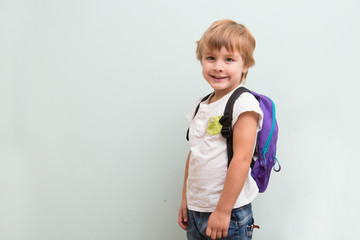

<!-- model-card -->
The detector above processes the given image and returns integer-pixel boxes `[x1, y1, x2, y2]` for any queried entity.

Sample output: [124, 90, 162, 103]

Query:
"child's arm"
[206, 111, 258, 240]
[178, 151, 191, 230]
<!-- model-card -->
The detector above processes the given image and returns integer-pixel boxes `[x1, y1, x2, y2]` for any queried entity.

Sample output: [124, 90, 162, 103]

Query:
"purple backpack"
[186, 87, 281, 192]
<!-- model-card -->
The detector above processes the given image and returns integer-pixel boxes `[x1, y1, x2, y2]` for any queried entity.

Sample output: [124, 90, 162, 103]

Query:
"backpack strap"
[219, 87, 251, 166]
[186, 93, 212, 141]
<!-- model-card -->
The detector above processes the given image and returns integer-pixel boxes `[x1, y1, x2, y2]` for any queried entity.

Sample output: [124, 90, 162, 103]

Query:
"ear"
[242, 65, 249, 74]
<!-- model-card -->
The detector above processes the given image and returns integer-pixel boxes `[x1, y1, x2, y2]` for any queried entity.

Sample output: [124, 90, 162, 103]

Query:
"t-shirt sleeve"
[232, 92, 263, 132]
[185, 97, 203, 122]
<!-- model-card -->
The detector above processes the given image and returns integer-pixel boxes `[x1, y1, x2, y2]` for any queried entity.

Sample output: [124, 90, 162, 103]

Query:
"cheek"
[202, 69, 211, 82]
[201, 67, 207, 79]
[202, 62, 210, 70]
[201, 64, 211, 75]
[228, 68, 242, 78]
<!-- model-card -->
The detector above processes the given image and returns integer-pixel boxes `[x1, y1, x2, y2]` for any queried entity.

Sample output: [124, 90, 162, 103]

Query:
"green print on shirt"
[206, 116, 223, 136]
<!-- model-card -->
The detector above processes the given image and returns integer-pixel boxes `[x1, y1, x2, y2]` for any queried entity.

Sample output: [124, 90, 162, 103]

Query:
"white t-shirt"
[185, 85, 263, 212]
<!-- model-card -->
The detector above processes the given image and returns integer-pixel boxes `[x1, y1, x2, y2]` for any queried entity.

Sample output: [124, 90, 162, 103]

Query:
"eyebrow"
[224, 54, 238, 58]
[203, 51, 239, 57]
[202, 51, 214, 55]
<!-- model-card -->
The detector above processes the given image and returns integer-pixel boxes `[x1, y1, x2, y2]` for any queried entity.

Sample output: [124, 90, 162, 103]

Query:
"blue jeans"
[187, 203, 254, 240]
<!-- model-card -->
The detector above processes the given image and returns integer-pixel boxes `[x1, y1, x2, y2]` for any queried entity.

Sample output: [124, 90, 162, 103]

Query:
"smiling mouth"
[211, 75, 228, 80]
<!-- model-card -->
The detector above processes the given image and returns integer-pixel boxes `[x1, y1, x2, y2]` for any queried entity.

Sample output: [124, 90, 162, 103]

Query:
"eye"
[225, 58, 234, 62]
[205, 56, 215, 61]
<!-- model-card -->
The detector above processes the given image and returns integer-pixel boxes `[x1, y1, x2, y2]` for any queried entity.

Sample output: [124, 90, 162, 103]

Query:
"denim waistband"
[232, 203, 252, 211]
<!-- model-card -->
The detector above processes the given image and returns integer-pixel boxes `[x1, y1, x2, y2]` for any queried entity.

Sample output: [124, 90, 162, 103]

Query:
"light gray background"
[1, 0, 359, 239]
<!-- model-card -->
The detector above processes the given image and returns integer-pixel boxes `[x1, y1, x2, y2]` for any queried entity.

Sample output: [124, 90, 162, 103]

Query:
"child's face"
[201, 47, 248, 97]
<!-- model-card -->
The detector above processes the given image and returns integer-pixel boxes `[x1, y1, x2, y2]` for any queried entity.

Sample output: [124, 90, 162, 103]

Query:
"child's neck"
[209, 84, 242, 103]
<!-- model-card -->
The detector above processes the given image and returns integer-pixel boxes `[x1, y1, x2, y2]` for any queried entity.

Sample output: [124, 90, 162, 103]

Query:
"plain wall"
[1, 0, 359, 239]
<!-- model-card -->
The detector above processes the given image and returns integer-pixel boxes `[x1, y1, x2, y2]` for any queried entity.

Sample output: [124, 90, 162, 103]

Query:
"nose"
[213, 60, 224, 72]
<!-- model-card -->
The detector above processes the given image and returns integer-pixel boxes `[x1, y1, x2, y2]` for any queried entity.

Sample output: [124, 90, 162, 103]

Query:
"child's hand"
[178, 200, 188, 230]
[206, 209, 231, 240]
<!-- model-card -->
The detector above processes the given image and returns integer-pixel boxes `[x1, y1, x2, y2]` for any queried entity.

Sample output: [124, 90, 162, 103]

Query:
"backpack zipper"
[262, 98, 276, 165]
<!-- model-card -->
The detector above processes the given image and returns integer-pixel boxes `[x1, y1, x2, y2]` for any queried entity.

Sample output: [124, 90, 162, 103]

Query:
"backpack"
[186, 87, 281, 192]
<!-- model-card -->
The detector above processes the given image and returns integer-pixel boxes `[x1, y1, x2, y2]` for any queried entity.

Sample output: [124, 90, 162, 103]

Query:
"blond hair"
[196, 19, 256, 82]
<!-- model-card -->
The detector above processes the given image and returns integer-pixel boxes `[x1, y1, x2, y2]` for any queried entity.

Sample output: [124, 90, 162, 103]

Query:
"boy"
[178, 19, 263, 240]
